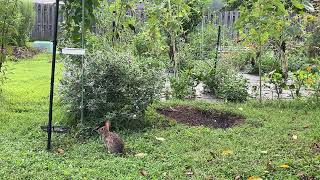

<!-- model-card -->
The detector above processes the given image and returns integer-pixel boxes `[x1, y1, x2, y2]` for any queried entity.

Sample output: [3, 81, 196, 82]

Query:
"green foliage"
[179, 24, 217, 62]
[133, 27, 167, 59]
[288, 47, 309, 71]
[0, 0, 21, 90]
[145, 0, 210, 74]
[59, 48, 164, 129]
[169, 69, 197, 99]
[236, 0, 288, 49]
[94, 0, 138, 47]
[203, 63, 248, 102]
[267, 70, 287, 99]
[303, 66, 320, 101]
[236, 0, 315, 80]
[62, 0, 102, 45]
[292, 69, 309, 97]
[1, 56, 320, 178]
[14, 0, 35, 47]
[250, 51, 281, 74]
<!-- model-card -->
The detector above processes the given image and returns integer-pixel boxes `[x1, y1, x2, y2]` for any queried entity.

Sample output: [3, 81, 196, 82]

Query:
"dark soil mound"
[157, 106, 245, 129]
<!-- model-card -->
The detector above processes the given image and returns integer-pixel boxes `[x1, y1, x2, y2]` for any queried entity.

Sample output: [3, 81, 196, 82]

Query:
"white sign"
[62, 48, 86, 55]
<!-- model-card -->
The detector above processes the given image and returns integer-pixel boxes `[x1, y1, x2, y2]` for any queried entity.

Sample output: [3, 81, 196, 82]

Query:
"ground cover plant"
[0, 54, 320, 179]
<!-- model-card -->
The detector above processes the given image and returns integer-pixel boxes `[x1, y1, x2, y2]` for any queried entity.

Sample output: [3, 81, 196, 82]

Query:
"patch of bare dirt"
[157, 106, 245, 129]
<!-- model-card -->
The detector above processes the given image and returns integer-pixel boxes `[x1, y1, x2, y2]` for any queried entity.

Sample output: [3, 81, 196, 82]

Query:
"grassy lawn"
[0, 54, 319, 179]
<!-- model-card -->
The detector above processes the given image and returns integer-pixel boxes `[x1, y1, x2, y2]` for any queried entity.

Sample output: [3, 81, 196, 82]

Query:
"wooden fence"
[30, 3, 240, 41]
[31, 3, 56, 41]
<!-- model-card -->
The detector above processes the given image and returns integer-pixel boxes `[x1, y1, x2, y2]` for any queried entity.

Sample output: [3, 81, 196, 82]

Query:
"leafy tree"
[62, 0, 102, 45]
[225, 0, 314, 12]
[15, 0, 35, 47]
[145, 0, 210, 76]
[0, 0, 20, 79]
[95, 0, 138, 47]
[236, 0, 314, 101]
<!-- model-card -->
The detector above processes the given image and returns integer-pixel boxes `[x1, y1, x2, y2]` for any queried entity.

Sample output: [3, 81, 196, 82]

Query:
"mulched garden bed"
[11, 46, 41, 59]
[1, 46, 41, 61]
[157, 105, 245, 129]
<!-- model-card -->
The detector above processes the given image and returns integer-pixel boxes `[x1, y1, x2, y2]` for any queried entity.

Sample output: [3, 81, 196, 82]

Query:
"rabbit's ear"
[105, 120, 110, 131]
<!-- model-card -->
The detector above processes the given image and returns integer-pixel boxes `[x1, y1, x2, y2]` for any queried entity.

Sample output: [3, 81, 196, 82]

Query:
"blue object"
[32, 41, 53, 53]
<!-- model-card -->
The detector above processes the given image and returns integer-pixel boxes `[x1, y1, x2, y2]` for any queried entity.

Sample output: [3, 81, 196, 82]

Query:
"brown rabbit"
[97, 120, 124, 154]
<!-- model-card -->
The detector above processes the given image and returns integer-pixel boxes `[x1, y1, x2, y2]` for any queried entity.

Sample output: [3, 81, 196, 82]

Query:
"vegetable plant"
[268, 70, 287, 99]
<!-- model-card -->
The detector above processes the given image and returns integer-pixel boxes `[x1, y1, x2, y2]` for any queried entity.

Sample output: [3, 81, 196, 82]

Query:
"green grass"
[0, 54, 320, 179]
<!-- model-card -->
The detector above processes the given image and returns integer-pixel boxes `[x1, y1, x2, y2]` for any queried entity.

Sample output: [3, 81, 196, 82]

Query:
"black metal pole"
[47, 0, 60, 151]
[214, 25, 221, 70]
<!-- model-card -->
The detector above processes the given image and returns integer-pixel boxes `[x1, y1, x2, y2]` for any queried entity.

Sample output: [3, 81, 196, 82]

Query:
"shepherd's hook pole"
[47, 0, 60, 151]
[214, 25, 221, 70]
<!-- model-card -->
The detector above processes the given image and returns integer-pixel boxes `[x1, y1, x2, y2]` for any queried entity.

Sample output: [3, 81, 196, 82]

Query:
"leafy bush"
[267, 70, 287, 99]
[221, 49, 254, 72]
[203, 62, 248, 102]
[59, 48, 164, 129]
[170, 69, 197, 99]
[250, 51, 280, 74]
[178, 24, 217, 64]
[288, 48, 309, 72]
[133, 28, 167, 59]
[291, 70, 308, 98]
[0, 0, 22, 90]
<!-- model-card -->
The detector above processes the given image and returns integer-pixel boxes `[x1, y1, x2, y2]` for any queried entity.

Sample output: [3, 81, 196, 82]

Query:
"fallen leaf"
[205, 175, 215, 180]
[303, 124, 311, 128]
[279, 164, 290, 168]
[221, 149, 234, 156]
[260, 150, 268, 154]
[311, 142, 320, 153]
[185, 171, 194, 177]
[185, 166, 194, 177]
[266, 161, 274, 172]
[57, 148, 64, 155]
[234, 175, 241, 180]
[297, 172, 305, 177]
[156, 137, 166, 141]
[248, 176, 262, 180]
[292, 135, 298, 140]
[140, 169, 148, 176]
[135, 153, 147, 157]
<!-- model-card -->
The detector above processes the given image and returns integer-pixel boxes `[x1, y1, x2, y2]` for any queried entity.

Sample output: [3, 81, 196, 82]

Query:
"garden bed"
[157, 105, 245, 129]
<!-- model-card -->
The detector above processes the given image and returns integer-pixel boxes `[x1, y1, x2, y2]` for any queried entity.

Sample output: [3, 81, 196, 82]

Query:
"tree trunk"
[171, 33, 178, 77]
